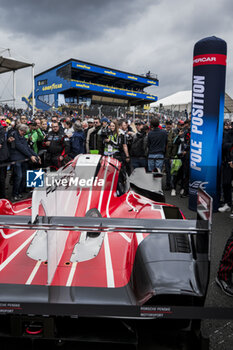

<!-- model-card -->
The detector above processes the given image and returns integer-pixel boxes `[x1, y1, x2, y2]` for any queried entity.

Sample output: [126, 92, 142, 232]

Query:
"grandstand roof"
[35, 58, 159, 90]
[34, 58, 158, 108]
[0, 56, 33, 74]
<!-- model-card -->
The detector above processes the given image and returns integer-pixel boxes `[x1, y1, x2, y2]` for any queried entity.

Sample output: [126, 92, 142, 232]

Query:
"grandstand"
[30, 59, 158, 111]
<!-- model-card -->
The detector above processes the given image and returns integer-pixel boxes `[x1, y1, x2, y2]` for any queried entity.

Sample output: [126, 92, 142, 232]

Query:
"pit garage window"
[38, 94, 55, 106]
[37, 79, 47, 86]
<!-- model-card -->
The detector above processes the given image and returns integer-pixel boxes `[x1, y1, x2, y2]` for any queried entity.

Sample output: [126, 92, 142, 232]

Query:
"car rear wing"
[0, 188, 212, 284]
[0, 188, 212, 234]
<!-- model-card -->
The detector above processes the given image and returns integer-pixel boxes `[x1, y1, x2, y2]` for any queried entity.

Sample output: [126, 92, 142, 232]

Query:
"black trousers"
[0, 166, 7, 198]
[218, 230, 233, 282]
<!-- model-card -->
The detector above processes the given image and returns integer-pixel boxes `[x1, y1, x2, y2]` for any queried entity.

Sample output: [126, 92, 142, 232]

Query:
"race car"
[0, 154, 212, 349]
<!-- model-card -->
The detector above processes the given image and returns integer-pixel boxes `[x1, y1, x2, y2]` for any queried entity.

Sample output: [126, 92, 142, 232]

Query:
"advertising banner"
[189, 36, 227, 211]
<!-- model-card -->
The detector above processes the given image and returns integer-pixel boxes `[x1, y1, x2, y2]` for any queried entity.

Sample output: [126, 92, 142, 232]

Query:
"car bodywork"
[0, 154, 212, 348]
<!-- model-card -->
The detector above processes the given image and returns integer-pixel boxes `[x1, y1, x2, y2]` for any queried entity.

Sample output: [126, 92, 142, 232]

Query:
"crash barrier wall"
[189, 36, 227, 212]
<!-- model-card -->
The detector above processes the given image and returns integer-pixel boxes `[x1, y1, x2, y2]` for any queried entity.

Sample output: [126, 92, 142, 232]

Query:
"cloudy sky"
[0, 0, 232, 108]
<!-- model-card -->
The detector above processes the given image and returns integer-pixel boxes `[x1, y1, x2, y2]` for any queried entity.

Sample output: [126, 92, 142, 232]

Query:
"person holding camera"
[103, 120, 130, 163]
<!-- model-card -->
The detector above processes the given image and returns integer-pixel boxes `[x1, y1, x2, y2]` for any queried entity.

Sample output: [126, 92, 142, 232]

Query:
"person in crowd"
[103, 120, 130, 162]
[147, 117, 167, 172]
[50, 115, 63, 132]
[69, 121, 85, 159]
[216, 229, 233, 296]
[172, 119, 190, 197]
[86, 117, 103, 154]
[40, 118, 49, 134]
[81, 120, 89, 135]
[174, 120, 184, 135]
[43, 121, 70, 170]
[164, 120, 177, 190]
[10, 124, 40, 201]
[101, 117, 110, 133]
[0, 120, 10, 198]
[20, 115, 28, 124]
[25, 121, 44, 154]
[87, 118, 94, 130]
[34, 118, 41, 128]
[63, 119, 74, 138]
[119, 119, 134, 174]
[218, 124, 233, 213]
[130, 120, 148, 170]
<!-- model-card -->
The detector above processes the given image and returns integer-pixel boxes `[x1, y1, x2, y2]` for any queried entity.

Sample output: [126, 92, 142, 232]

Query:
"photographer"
[25, 120, 44, 154]
[10, 124, 41, 201]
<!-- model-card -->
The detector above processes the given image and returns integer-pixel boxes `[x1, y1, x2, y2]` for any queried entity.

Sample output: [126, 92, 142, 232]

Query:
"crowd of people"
[0, 108, 232, 217]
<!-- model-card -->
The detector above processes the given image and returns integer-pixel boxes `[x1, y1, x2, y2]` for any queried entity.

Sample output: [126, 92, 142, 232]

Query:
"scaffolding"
[0, 48, 34, 114]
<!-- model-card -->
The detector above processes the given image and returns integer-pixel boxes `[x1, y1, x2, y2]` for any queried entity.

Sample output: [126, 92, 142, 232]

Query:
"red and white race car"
[0, 154, 212, 348]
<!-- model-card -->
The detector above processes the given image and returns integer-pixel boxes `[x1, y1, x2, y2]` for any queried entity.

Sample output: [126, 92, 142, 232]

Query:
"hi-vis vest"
[104, 133, 120, 155]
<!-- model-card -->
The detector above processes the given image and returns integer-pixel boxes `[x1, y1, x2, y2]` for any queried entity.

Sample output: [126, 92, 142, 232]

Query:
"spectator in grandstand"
[130, 120, 148, 170]
[147, 117, 167, 172]
[103, 120, 130, 162]
[10, 124, 40, 201]
[43, 121, 70, 170]
[86, 117, 103, 154]
[69, 121, 85, 159]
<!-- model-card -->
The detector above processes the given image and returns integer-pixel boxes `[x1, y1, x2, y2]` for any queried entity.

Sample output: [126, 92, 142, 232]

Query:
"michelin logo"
[27, 169, 44, 187]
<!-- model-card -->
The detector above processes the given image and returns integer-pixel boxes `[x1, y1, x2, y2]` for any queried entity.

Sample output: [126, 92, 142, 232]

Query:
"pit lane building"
[33, 59, 158, 111]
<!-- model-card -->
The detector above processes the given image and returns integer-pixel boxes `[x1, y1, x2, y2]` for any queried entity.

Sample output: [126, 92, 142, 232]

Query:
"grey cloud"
[0, 0, 155, 42]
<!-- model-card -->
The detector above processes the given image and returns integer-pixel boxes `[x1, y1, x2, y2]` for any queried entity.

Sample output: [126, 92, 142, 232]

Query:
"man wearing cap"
[87, 118, 94, 129]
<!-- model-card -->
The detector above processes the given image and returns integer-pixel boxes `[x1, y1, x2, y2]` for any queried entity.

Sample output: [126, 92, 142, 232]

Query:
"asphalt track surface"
[163, 188, 233, 350]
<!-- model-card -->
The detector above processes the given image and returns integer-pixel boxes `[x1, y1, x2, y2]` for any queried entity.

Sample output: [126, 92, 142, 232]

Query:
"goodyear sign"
[72, 61, 158, 86]
[42, 83, 63, 91]
[72, 80, 157, 102]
